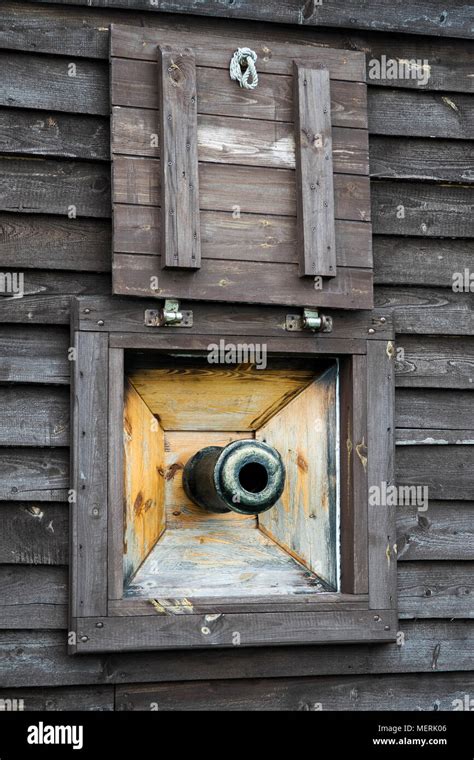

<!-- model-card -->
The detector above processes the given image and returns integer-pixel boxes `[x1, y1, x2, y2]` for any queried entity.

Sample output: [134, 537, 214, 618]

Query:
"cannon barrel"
[182, 439, 285, 515]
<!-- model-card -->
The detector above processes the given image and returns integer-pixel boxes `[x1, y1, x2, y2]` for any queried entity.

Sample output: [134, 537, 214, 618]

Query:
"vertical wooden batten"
[294, 63, 337, 278]
[158, 45, 201, 269]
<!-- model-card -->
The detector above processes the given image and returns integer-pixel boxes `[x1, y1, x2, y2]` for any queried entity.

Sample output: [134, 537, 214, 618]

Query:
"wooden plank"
[398, 561, 474, 618]
[0, 449, 68, 502]
[2, 620, 472, 688]
[113, 205, 372, 268]
[396, 445, 474, 501]
[0, 295, 73, 326]
[110, 24, 366, 80]
[111, 60, 368, 127]
[369, 88, 474, 139]
[128, 366, 317, 431]
[396, 390, 474, 430]
[0, 51, 108, 115]
[0, 107, 109, 160]
[0, 566, 67, 629]
[74, 609, 395, 652]
[113, 255, 373, 310]
[4, 6, 474, 92]
[0, 686, 113, 711]
[108, 348, 125, 600]
[397, 502, 474, 561]
[0, 158, 110, 218]
[157, 45, 200, 270]
[0, 213, 111, 272]
[370, 137, 474, 183]
[116, 672, 474, 711]
[0, 386, 69, 446]
[125, 524, 328, 599]
[372, 181, 474, 238]
[71, 331, 108, 617]
[257, 366, 338, 588]
[0, 325, 70, 384]
[367, 340, 396, 610]
[112, 106, 369, 175]
[0, 503, 68, 565]
[112, 157, 371, 222]
[374, 237, 474, 287]
[339, 356, 368, 595]
[395, 336, 474, 389]
[76, 296, 392, 340]
[123, 380, 165, 584]
[294, 65, 336, 277]
[375, 287, 474, 336]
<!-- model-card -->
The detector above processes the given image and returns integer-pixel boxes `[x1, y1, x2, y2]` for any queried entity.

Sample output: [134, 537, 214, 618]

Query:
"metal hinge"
[285, 309, 333, 333]
[144, 299, 193, 328]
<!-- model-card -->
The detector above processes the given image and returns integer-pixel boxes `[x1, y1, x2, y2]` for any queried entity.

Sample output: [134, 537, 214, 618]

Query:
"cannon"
[182, 439, 285, 515]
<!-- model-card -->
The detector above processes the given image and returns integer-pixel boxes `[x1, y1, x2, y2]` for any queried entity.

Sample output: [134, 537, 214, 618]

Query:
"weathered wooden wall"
[0, 1, 472, 710]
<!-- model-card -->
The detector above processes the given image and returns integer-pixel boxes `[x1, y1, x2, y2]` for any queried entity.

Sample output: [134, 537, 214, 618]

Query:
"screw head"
[368, 327, 375, 334]
[96, 622, 104, 629]
[97, 320, 104, 326]
[84, 308, 90, 314]
[201, 626, 211, 635]
[380, 317, 386, 324]
[80, 635, 88, 642]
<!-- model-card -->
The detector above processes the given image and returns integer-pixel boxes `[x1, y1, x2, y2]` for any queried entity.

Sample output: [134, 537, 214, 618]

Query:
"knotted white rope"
[229, 47, 258, 90]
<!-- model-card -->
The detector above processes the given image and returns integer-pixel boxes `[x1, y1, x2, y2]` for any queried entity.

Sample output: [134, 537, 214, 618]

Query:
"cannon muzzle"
[183, 439, 285, 515]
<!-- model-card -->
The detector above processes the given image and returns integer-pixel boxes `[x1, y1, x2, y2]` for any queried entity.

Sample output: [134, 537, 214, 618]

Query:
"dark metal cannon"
[183, 439, 285, 515]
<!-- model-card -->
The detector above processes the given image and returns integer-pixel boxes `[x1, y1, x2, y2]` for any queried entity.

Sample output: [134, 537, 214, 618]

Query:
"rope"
[229, 47, 258, 90]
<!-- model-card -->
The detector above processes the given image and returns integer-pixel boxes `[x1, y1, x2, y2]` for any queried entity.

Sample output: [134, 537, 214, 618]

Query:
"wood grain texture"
[370, 137, 474, 183]
[113, 204, 371, 267]
[123, 380, 165, 584]
[125, 524, 327, 599]
[116, 672, 474, 711]
[375, 287, 474, 336]
[0, 325, 70, 384]
[396, 445, 474, 501]
[367, 340, 396, 610]
[0, 565, 67, 629]
[397, 502, 474, 561]
[396, 389, 474, 431]
[257, 365, 338, 588]
[111, 60, 368, 127]
[112, 156, 370, 222]
[71, 331, 108, 617]
[398, 561, 474, 618]
[1, 620, 472, 688]
[157, 45, 200, 269]
[294, 65, 336, 277]
[0, 213, 111, 272]
[128, 365, 317, 431]
[395, 336, 474, 389]
[0, 386, 69, 446]
[111, 107, 369, 175]
[374, 237, 474, 287]
[0, 503, 68, 565]
[0, 448, 68, 502]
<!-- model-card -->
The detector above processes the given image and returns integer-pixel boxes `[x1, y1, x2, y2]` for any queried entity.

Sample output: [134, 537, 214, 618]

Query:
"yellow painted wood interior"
[123, 380, 166, 582]
[128, 365, 317, 431]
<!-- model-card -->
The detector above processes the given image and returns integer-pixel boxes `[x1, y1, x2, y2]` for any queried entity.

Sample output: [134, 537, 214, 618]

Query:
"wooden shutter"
[110, 25, 372, 310]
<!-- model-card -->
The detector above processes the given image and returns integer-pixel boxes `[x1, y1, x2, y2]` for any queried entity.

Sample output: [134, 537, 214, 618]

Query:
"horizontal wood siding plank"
[0, 325, 70, 384]
[0, 449, 69, 502]
[0, 51, 108, 115]
[396, 446, 474, 501]
[397, 502, 474, 561]
[370, 137, 474, 183]
[0, 503, 68, 565]
[0, 685, 113, 710]
[0, 386, 69, 446]
[0, 565, 67, 628]
[0, 107, 109, 160]
[398, 562, 474, 618]
[374, 237, 474, 287]
[117, 672, 474, 711]
[395, 336, 474, 389]
[395, 389, 474, 430]
[0, 621, 471, 688]
[375, 287, 474, 335]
